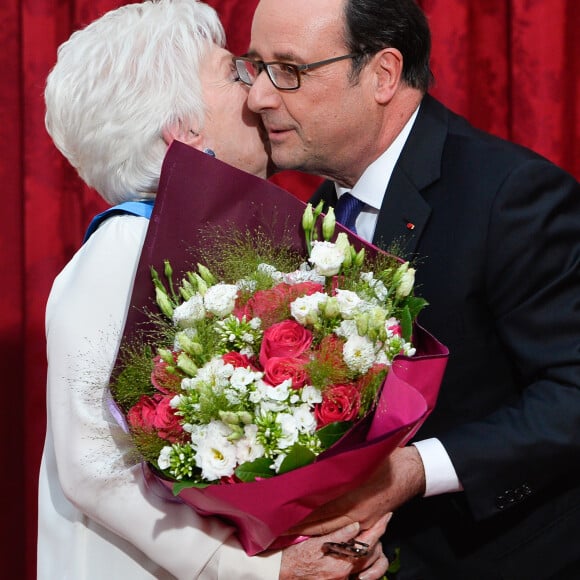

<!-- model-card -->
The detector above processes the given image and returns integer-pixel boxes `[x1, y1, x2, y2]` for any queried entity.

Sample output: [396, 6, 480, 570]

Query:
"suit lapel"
[373, 95, 448, 258]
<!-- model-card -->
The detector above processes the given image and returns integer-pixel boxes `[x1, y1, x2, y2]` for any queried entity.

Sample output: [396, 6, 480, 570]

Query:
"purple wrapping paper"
[117, 141, 449, 555]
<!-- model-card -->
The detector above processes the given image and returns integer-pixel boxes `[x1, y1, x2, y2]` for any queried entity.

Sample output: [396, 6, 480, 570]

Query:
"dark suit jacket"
[311, 95, 580, 579]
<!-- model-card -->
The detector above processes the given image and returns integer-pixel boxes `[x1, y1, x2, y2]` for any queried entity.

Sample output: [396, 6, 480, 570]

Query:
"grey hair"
[44, 0, 225, 204]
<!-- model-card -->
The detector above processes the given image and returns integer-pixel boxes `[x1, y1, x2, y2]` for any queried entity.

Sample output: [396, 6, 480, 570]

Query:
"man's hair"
[343, 0, 433, 92]
[44, 0, 225, 205]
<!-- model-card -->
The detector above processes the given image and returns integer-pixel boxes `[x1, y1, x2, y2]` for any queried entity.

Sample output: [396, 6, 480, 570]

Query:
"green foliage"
[130, 429, 167, 464]
[198, 226, 303, 286]
[316, 421, 352, 447]
[277, 444, 317, 474]
[110, 343, 155, 411]
[235, 457, 275, 482]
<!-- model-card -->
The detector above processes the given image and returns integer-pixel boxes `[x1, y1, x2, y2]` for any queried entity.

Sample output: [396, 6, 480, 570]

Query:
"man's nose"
[247, 70, 281, 113]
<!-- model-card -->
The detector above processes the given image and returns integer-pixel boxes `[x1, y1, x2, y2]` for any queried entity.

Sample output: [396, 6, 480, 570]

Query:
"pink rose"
[222, 351, 258, 370]
[315, 384, 361, 427]
[236, 285, 290, 327]
[286, 281, 324, 301]
[151, 354, 182, 394]
[264, 356, 309, 389]
[127, 394, 184, 443]
[259, 319, 313, 368]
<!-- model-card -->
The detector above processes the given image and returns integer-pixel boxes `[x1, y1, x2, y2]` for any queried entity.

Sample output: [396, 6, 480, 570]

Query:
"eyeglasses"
[233, 53, 357, 91]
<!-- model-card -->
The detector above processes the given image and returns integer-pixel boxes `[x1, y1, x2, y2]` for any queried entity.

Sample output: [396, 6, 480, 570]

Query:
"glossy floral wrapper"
[114, 141, 449, 555]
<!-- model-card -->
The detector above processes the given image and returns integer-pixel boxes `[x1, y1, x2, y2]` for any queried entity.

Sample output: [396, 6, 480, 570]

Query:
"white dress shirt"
[38, 214, 281, 579]
[334, 107, 462, 497]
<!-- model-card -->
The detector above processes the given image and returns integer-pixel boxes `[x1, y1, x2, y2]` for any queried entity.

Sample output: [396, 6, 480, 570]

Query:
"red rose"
[151, 354, 182, 394]
[259, 319, 313, 368]
[315, 384, 361, 427]
[222, 351, 258, 370]
[264, 356, 309, 389]
[127, 394, 184, 443]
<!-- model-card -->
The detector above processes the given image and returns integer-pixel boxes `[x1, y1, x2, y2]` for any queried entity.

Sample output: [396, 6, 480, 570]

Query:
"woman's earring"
[203, 148, 216, 157]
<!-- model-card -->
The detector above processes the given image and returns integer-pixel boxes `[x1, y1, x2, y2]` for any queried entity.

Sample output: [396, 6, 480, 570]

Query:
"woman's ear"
[372, 48, 404, 104]
[161, 123, 203, 148]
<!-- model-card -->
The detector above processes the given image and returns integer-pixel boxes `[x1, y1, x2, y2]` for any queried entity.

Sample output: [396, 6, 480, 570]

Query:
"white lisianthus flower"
[335, 319, 358, 340]
[301, 385, 323, 405]
[397, 265, 416, 298]
[194, 421, 238, 480]
[236, 424, 265, 463]
[334, 232, 351, 260]
[173, 293, 205, 328]
[276, 413, 299, 449]
[157, 446, 173, 470]
[309, 240, 345, 276]
[293, 404, 318, 434]
[203, 283, 238, 317]
[290, 292, 327, 325]
[335, 289, 363, 318]
[343, 334, 376, 374]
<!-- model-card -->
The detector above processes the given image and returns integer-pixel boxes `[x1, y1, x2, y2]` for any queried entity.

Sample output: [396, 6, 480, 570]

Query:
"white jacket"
[37, 214, 281, 579]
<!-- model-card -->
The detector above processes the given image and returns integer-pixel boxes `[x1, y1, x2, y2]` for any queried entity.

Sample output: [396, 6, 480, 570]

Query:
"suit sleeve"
[45, 215, 282, 579]
[439, 158, 580, 520]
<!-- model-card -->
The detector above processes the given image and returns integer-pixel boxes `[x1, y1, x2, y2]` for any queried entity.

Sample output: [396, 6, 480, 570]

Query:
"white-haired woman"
[38, 1, 389, 579]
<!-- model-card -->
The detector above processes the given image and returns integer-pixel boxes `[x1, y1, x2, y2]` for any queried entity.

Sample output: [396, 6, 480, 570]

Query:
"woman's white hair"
[45, 0, 225, 204]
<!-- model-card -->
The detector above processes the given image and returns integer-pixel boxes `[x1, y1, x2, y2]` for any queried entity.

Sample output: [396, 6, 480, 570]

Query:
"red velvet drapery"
[2, 1, 578, 578]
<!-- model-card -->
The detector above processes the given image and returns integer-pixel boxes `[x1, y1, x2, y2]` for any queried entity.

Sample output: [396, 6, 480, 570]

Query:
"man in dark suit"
[235, 0, 580, 577]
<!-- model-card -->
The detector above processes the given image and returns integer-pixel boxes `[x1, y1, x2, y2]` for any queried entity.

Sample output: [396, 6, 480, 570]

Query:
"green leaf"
[173, 480, 210, 494]
[235, 458, 274, 482]
[407, 295, 429, 320]
[316, 421, 352, 447]
[400, 305, 413, 342]
[278, 445, 316, 474]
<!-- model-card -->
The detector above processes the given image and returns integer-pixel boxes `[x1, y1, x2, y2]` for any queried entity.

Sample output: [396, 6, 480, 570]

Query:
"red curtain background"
[1, 0, 577, 577]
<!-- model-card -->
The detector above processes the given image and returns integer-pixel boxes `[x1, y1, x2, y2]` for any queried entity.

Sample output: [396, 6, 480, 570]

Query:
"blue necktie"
[334, 192, 364, 234]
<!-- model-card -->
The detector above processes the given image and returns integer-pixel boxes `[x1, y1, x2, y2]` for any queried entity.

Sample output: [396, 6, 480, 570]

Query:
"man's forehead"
[250, 0, 345, 60]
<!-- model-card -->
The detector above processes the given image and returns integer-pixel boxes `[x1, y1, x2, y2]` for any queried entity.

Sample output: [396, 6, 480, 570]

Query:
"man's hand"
[287, 446, 426, 536]
[279, 514, 391, 580]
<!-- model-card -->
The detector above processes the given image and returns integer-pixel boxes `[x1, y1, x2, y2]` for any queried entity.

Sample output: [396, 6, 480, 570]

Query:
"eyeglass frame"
[233, 53, 358, 91]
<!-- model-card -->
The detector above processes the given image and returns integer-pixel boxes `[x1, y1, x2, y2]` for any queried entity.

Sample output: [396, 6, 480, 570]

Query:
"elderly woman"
[38, 1, 389, 579]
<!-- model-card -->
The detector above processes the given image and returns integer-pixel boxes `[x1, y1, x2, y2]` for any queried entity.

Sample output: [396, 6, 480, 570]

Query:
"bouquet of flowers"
[111, 142, 448, 554]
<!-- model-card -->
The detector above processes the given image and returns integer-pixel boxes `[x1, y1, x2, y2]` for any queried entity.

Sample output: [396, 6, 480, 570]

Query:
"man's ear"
[373, 48, 404, 104]
[161, 122, 203, 147]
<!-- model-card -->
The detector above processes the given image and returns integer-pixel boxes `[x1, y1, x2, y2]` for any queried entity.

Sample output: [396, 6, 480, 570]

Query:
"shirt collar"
[335, 105, 420, 209]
